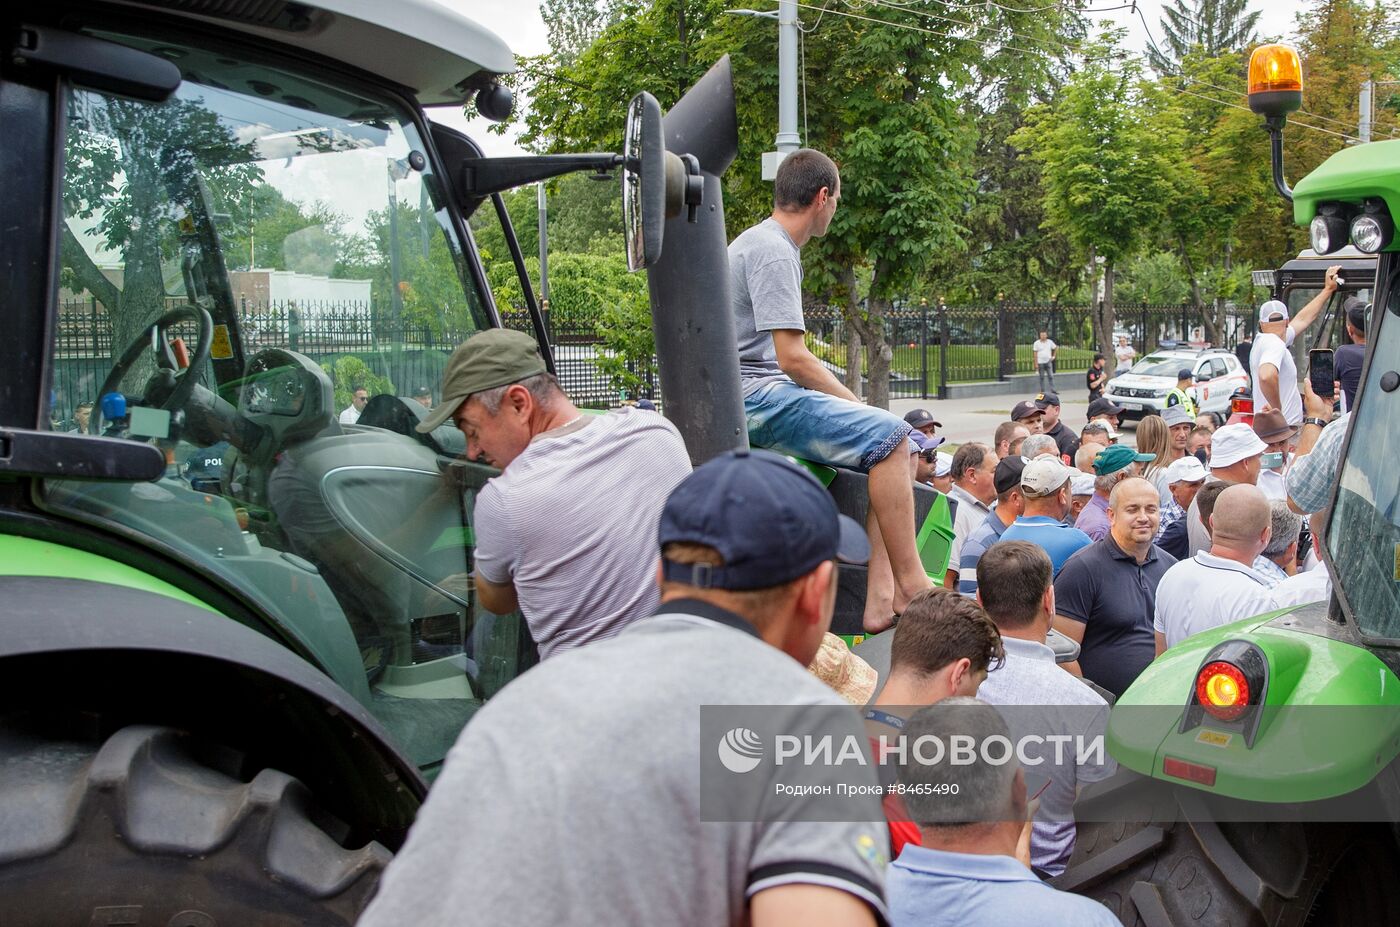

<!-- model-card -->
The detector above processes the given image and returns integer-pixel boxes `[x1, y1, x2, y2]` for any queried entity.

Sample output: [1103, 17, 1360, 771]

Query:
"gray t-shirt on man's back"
[729, 217, 805, 397]
[359, 601, 890, 926]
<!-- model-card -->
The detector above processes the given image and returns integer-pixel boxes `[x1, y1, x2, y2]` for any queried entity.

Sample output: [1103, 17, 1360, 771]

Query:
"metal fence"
[805, 300, 1257, 399]
[51, 297, 1252, 417]
[51, 299, 639, 415]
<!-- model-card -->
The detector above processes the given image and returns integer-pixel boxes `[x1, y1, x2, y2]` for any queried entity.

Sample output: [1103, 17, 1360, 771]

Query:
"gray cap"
[1161, 406, 1194, 428]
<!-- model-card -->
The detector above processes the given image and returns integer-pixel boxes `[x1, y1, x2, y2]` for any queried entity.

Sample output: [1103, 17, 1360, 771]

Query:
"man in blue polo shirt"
[887, 698, 1118, 927]
[1054, 477, 1176, 697]
[995, 457, 1091, 574]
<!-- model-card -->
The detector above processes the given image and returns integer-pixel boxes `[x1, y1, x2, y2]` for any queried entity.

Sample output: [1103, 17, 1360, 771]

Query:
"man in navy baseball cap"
[660, 449, 869, 593]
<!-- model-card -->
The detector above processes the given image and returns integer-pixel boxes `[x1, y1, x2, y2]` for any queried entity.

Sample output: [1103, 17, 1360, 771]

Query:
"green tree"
[1013, 31, 1187, 356]
[1115, 252, 1191, 305]
[220, 185, 349, 275]
[324, 356, 394, 411]
[1149, 0, 1261, 73]
[62, 92, 260, 368]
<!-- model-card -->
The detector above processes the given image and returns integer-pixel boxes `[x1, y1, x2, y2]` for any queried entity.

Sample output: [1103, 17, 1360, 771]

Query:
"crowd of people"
[355, 149, 1357, 925]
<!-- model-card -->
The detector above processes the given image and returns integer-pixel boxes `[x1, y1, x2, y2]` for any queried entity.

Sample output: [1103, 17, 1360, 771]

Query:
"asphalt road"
[888, 391, 1139, 450]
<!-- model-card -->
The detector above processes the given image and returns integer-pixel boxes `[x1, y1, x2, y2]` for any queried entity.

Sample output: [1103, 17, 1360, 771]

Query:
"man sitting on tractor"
[729, 148, 930, 632]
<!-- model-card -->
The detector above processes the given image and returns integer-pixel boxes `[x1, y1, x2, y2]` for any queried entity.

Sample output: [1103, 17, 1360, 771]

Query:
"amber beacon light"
[1247, 44, 1303, 117]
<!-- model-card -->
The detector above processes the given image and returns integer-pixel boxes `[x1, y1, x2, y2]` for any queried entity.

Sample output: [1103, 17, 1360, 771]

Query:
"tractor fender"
[0, 574, 426, 849]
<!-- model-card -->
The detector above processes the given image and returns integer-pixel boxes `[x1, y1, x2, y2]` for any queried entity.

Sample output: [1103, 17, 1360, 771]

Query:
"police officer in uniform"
[1164, 368, 1198, 419]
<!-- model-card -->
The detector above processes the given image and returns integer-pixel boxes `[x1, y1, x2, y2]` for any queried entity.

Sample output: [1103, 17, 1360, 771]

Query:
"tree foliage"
[1012, 31, 1187, 355]
[1150, 0, 1261, 74]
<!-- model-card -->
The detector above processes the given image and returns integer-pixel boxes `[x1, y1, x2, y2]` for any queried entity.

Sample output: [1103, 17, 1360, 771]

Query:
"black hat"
[904, 408, 942, 429]
[1034, 391, 1060, 408]
[993, 455, 1028, 495]
[1087, 397, 1124, 418]
[1177, 368, 1193, 381]
[658, 450, 870, 590]
[413, 385, 432, 397]
[1010, 400, 1045, 421]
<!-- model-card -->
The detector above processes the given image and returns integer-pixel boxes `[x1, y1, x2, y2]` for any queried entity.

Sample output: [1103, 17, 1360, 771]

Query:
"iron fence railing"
[50, 297, 1253, 419]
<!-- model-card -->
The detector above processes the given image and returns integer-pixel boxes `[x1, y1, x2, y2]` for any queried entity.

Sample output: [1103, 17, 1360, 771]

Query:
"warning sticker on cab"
[210, 324, 233, 360]
[1195, 729, 1233, 748]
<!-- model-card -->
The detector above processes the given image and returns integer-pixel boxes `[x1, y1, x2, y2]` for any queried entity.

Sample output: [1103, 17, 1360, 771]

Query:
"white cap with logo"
[1021, 457, 1077, 497]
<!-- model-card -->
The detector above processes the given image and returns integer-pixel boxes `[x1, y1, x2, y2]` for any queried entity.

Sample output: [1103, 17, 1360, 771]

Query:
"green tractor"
[1058, 44, 1400, 925]
[0, 1, 764, 921]
[0, 1, 949, 920]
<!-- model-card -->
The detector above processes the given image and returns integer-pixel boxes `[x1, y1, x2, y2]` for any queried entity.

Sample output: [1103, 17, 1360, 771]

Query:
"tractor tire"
[1057, 773, 1400, 926]
[0, 723, 391, 926]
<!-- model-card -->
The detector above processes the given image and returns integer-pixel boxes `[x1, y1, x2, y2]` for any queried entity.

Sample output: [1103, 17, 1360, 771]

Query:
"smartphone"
[1309, 348, 1335, 399]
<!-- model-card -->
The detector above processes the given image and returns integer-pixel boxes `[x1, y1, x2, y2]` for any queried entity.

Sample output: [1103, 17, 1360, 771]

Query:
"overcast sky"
[427, 0, 1312, 155]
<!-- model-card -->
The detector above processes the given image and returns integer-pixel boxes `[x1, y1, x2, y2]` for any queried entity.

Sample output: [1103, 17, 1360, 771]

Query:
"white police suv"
[1103, 348, 1249, 419]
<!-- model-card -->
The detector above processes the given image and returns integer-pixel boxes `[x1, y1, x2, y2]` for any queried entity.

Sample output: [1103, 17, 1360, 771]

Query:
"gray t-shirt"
[729, 217, 805, 397]
[472, 407, 691, 658]
[359, 601, 890, 927]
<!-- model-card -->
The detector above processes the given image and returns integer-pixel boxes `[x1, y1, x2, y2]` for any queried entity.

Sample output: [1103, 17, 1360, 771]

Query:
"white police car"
[1104, 348, 1248, 418]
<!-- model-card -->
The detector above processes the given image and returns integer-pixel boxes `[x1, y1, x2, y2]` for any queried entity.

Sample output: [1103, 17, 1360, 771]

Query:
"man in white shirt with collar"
[1155, 484, 1277, 653]
[1250, 266, 1338, 428]
[974, 541, 1114, 878]
[943, 442, 998, 588]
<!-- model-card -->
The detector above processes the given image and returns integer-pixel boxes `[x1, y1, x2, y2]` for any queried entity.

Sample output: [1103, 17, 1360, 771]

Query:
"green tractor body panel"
[0, 535, 222, 616]
[1292, 139, 1400, 251]
[1110, 607, 1400, 802]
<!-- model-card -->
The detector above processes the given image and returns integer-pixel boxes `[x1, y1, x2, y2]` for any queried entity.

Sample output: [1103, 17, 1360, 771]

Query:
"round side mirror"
[622, 92, 665, 271]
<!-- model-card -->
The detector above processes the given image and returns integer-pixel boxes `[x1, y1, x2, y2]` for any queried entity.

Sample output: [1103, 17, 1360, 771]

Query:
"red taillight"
[1163, 756, 1217, 787]
[1196, 661, 1250, 721]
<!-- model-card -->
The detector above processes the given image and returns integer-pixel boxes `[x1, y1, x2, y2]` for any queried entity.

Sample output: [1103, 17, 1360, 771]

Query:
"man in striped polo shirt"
[416, 328, 692, 658]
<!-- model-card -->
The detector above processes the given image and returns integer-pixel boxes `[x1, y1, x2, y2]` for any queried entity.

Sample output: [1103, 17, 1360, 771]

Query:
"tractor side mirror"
[622, 91, 704, 271]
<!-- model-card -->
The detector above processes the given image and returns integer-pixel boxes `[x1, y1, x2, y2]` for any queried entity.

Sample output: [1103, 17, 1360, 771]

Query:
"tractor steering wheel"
[91, 305, 215, 435]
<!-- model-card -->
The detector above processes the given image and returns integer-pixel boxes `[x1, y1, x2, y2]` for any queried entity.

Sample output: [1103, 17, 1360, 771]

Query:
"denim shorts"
[744, 378, 913, 472]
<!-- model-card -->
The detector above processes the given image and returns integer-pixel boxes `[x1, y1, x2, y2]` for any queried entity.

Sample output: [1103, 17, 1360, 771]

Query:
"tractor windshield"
[40, 29, 530, 772]
[1328, 256, 1400, 640]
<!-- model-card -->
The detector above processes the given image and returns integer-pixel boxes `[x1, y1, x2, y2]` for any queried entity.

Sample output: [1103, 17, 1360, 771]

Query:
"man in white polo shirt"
[1154, 483, 1276, 652]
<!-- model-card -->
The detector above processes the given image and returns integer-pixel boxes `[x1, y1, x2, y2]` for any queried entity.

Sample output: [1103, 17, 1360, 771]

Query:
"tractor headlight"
[1310, 206, 1350, 255]
[1350, 201, 1394, 254]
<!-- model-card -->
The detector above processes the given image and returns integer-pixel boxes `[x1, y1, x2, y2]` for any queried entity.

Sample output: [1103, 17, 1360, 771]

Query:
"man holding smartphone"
[1250, 265, 1341, 426]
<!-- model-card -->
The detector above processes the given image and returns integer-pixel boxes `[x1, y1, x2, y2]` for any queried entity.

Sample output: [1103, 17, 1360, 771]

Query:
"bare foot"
[863, 612, 896, 635]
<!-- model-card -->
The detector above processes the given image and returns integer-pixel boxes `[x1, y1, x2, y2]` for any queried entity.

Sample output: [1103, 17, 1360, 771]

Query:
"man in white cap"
[1155, 455, 1207, 560]
[1250, 265, 1340, 427]
[995, 457, 1092, 574]
[932, 452, 955, 495]
[1185, 422, 1268, 557]
[1069, 473, 1095, 523]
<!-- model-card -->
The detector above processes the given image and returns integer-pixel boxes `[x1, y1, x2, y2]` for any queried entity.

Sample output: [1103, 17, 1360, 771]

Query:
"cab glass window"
[43, 32, 529, 773]
[1329, 266, 1400, 639]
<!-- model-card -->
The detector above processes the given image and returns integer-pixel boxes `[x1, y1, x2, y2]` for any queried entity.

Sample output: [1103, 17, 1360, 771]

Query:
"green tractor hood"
[1109, 605, 1400, 802]
[1292, 138, 1400, 252]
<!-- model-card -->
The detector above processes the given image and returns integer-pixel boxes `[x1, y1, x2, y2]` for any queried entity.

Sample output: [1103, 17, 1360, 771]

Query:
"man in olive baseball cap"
[420, 327, 693, 659]
[417, 328, 549, 435]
